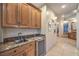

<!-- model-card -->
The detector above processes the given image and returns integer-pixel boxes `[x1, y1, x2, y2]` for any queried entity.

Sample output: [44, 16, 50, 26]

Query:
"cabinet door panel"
[24, 41, 35, 56]
[0, 4, 1, 27]
[31, 6, 41, 28]
[31, 7, 36, 28]
[19, 4, 30, 28]
[16, 51, 26, 56]
[36, 10, 41, 28]
[2, 4, 18, 27]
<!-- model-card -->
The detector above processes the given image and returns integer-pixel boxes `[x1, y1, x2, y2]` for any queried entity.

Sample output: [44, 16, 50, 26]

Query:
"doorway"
[63, 22, 69, 38]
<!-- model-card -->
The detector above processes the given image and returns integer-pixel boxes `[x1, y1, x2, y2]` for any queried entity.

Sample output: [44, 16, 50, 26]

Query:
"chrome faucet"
[17, 32, 24, 42]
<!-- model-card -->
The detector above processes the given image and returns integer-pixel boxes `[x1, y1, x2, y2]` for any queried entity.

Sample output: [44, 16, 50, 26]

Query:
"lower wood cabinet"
[15, 51, 26, 56]
[0, 41, 36, 56]
[68, 31, 76, 40]
[25, 41, 35, 56]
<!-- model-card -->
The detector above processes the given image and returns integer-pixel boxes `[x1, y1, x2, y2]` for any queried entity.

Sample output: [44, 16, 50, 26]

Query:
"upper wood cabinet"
[31, 6, 41, 28]
[19, 4, 31, 28]
[0, 4, 1, 27]
[31, 7, 37, 28]
[35, 9, 41, 28]
[2, 4, 18, 28]
[1, 3, 41, 28]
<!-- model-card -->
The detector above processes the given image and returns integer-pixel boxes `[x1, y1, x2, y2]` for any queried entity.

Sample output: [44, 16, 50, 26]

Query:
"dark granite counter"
[0, 34, 45, 53]
[0, 39, 35, 53]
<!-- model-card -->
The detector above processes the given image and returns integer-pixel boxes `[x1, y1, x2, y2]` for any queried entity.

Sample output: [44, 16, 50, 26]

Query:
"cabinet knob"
[14, 50, 16, 52]
[29, 44, 32, 46]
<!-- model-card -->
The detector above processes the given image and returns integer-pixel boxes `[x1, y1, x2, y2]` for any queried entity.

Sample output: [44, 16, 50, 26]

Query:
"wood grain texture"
[2, 4, 18, 28]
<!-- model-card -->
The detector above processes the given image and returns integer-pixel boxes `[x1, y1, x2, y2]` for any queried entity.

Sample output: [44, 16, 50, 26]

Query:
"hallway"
[46, 37, 79, 56]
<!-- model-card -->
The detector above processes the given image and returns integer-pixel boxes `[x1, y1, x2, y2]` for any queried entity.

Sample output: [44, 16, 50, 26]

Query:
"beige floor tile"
[46, 37, 79, 56]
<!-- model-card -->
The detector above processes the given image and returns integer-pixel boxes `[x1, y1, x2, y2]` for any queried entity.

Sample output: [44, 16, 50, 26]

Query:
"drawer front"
[0, 46, 25, 56]
[29, 41, 35, 48]
[0, 41, 36, 56]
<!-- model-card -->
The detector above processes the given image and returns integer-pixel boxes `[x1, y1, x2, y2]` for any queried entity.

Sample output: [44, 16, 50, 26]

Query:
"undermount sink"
[15, 39, 28, 44]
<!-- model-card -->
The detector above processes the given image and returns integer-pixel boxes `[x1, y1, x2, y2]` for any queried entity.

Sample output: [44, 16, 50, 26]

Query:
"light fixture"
[73, 10, 77, 13]
[61, 5, 66, 8]
[72, 18, 77, 22]
[73, 20, 77, 22]
[47, 11, 49, 15]
[54, 17, 57, 20]
[64, 21, 68, 23]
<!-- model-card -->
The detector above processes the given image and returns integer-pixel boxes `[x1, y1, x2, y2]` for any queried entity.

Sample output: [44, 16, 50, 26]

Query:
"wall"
[59, 17, 64, 37]
[41, 5, 58, 52]
[75, 12, 79, 48]
[0, 28, 40, 42]
[68, 21, 72, 32]
[3, 28, 40, 38]
[41, 5, 47, 34]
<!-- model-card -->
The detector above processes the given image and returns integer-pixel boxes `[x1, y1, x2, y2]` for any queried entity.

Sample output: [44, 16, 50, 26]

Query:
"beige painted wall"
[41, 5, 58, 52]
[76, 12, 79, 48]
[59, 17, 64, 37]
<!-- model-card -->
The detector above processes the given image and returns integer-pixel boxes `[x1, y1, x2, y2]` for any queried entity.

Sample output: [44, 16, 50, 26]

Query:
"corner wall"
[41, 5, 58, 52]
[75, 12, 79, 48]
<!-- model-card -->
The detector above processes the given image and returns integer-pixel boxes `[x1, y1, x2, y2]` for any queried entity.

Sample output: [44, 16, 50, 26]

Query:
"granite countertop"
[0, 38, 35, 53]
[0, 34, 45, 53]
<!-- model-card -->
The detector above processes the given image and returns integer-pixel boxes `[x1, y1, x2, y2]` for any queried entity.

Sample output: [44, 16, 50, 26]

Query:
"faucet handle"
[18, 32, 22, 36]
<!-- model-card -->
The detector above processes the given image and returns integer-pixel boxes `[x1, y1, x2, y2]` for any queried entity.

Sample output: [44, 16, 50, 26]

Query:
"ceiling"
[46, 3, 78, 17]
[32, 3, 44, 8]
[32, 3, 79, 19]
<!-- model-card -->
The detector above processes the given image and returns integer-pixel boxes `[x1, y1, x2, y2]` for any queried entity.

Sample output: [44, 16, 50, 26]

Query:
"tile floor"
[46, 37, 79, 56]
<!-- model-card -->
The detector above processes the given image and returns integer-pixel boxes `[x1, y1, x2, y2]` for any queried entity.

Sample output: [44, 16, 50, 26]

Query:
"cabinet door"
[16, 51, 26, 56]
[25, 48, 35, 56]
[19, 4, 30, 28]
[31, 7, 41, 28]
[35, 10, 41, 28]
[2, 4, 18, 27]
[0, 4, 2, 27]
[31, 7, 37, 28]
[24, 41, 35, 56]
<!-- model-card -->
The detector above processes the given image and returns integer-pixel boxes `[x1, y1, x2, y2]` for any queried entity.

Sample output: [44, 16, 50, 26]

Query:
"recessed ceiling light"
[47, 11, 49, 15]
[72, 18, 77, 22]
[54, 17, 57, 20]
[61, 5, 66, 8]
[73, 10, 77, 13]
[64, 21, 68, 23]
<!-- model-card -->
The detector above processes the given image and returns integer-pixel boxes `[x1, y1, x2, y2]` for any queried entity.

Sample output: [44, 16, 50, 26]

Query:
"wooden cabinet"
[0, 4, 1, 27]
[31, 7, 37, 28]
[68, 31, 76, 40]
[16, 51, 26, 56]
[0, 44, 27, 56]
[35, 9, 41, 28]
[2, 4, 18, 28]
[1, 3, 41, 28]
[31, 6, 41, 28]
[0, 41, 36, 56]
[24, 41, 35, 56]
[19, 4, 31, 28]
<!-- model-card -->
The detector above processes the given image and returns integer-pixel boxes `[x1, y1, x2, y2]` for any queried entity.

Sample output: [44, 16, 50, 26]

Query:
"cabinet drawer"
[0, 41, 36, 56]
[15, 51, 26, 56]
[27, 41, 35, 48]
[0, 46, 25, 56]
